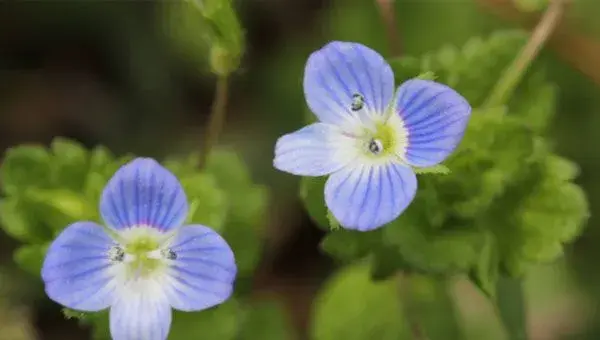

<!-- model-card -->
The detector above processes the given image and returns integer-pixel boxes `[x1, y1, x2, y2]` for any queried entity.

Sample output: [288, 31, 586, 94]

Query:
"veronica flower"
[41, 158, 237, 340]
[274, 41, 472, 231]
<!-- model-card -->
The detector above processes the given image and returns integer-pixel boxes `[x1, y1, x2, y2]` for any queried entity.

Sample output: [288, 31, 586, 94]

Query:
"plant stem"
[199, 75, 229, 169]
[484, 0, 569, 108]
[495, 277, 528, 340]
[375, 0, 402, 57]
[398, 273, 429, 340]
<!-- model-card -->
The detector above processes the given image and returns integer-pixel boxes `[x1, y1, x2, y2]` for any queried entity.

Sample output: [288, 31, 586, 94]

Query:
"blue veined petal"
[395, 79, 472, 167]
[304, 41, 395, 127]
[274, 123, 359, 176]
[324, 162, 417, 231]
[110, 280, 172, 340]
[163, 225, 236, 312]
[100, 158, 188, 232]
[41, 222, 121, 311]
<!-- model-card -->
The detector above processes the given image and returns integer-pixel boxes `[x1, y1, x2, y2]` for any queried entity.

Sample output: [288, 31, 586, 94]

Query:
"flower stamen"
[161, 248, 177, 260]
[351, 93, 365, 111]
[108, 246, 125, 263]
[368, 138, 383, 154]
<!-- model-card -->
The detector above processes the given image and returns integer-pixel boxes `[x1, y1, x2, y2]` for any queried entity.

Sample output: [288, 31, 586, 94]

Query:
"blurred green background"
[0, 0, 599, 339]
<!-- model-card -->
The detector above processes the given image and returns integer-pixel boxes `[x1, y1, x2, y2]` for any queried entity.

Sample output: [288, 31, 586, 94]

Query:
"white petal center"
[339, 108, 409, 167]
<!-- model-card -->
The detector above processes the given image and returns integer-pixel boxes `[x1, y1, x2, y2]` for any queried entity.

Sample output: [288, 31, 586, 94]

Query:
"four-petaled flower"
[274, 41, 472, 231]
[41, 158, 237, 340]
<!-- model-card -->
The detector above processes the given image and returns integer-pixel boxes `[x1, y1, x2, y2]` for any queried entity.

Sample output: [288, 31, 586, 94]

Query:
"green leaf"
[470, 232, 500, 298]
[62, 308, 87, 320]
[0, 197, 51, 242]
[83, 146, 118, 208]
[169, 299, 241, 340]
[370, 245, 410, 281]
[416, 71, 437, 81]
[379, 32, 589, 288]
[163, 153, 201, 179]
[437, 108, 539, 220]
[311, 262, 409, 340]
[14, 243, 48, 276]
[180, 173, 228, 231]
[514, 170, 589, 263]
[545, 155, 579, 181]
[389, 30, 528, 106]
[88, 145, 116, 175]
[484, 151, 588, 277]
[82, 311, 109, 340]
[400, 275, 465, 340]
[496, 277, 528, 340]
[413, 164, 451, 175]
[50, 138, 89, 191]
[206, 149, 268, 276]
[509, 72, 557, 133]
[237, 299, 295, 340]
[205, 149, 253, 195]
[25, 189, 97, 233]
[83, 172, 109, 212]
[326, 210, 341, 230]
[1, 145, 52, 195]
[390, 56, 422, 84]
[300, 176, 329, 230]
[320, 229, 381, 262]
[384, 221, 485, 274]
[221, 194, 267, 278]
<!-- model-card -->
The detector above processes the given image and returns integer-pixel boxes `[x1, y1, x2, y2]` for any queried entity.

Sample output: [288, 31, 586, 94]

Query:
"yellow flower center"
[361, 114, 408, 162]
[109, 226, 174, 279]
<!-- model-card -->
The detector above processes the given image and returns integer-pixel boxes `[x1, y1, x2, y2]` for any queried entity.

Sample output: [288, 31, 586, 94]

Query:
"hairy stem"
[484, 0, 569, 108]
[199, 76, 229, 169]
[375, 0, 402, 57]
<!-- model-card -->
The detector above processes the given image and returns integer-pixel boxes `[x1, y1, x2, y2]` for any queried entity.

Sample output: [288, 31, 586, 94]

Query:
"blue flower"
[274, 41, 472, 231]
[41, 158, 237, 340]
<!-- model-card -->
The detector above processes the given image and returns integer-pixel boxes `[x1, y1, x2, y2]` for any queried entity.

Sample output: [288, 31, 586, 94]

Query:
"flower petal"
[304, 41, 395, 127]
[324, 162, 417, 231]
[163, 225, 236, 311]
[110, 279, 172, 340]
[395, 79, 472, 167]
[274, 123, 359, 176]
[41, 222, 120, 311]
[100, 158, 188, 232]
